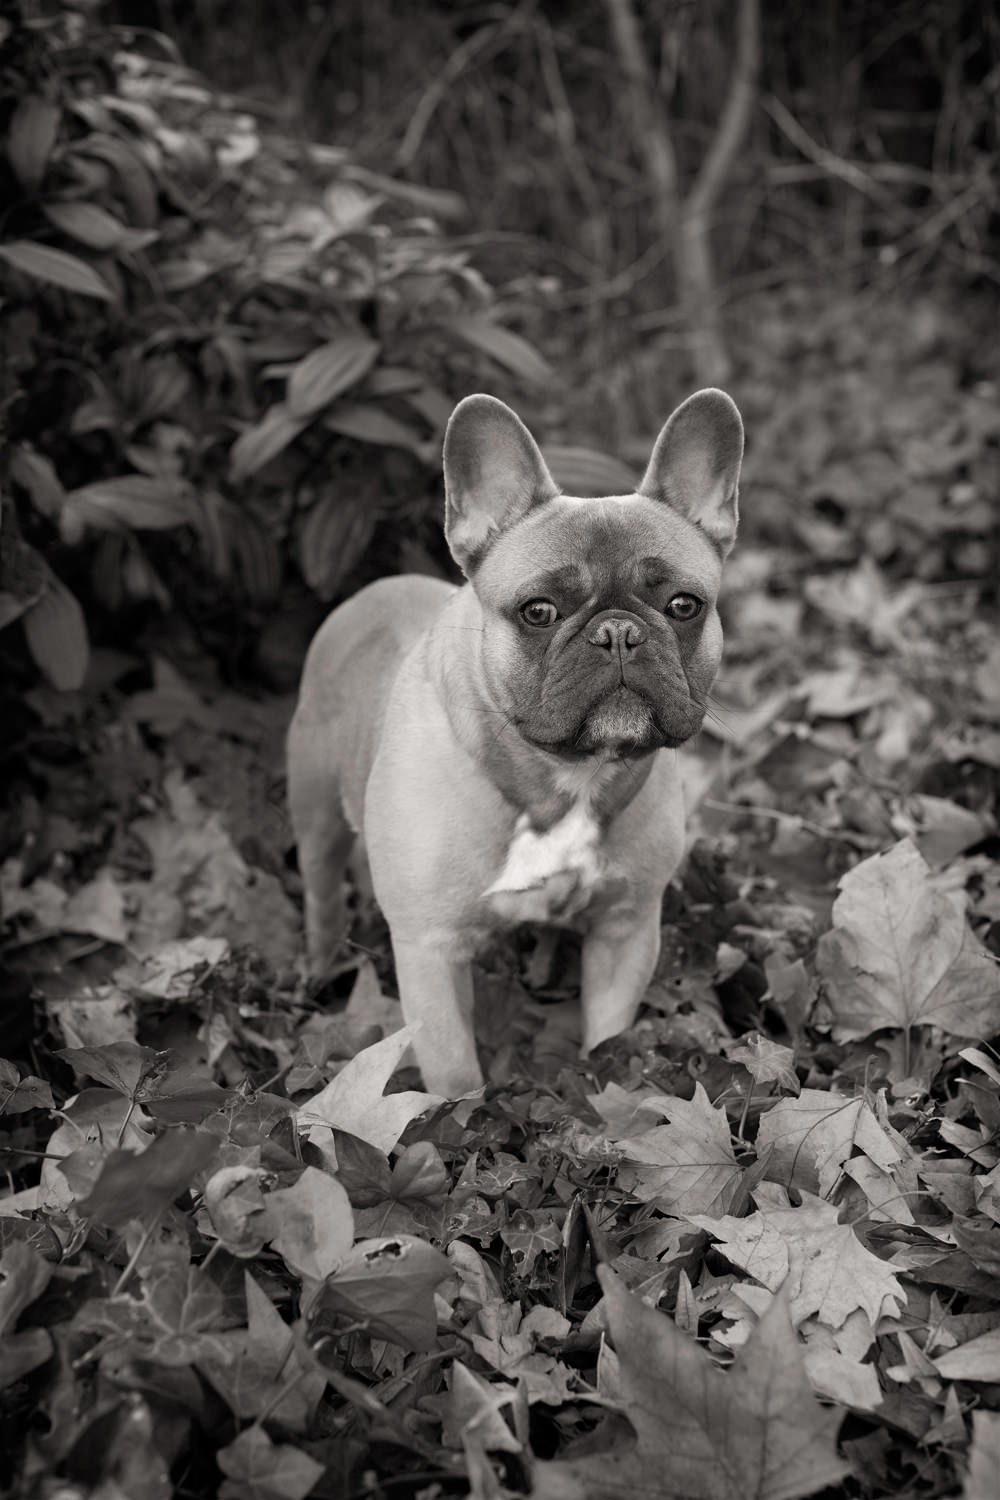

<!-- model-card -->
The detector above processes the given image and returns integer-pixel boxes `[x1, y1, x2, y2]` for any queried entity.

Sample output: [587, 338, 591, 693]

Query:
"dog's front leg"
[392, 939, 483, 1097]
[579, 903, 662, 1056]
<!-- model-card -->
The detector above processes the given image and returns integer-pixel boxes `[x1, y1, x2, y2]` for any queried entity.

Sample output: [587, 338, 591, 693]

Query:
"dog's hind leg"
[287, 721, 354, 979]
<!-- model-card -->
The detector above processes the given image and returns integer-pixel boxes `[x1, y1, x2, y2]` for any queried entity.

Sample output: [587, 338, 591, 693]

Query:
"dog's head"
[443, 390, 743, 758]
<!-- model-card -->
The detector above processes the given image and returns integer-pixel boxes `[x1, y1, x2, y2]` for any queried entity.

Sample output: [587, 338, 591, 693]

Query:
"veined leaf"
[42, 200, 127, 250]
[286, 335, 380, 419]
[229, 404, 309, 482]
[74, 134, 158, 226]
[323, 401, 428, 454]
[543, 445, 637, 496]
[0, 240, 114, 301]
[445, 314, 553, 386]
[62, 476, 194, 535]
[6, 95, 61, 191]
[22, 571, 89, 691]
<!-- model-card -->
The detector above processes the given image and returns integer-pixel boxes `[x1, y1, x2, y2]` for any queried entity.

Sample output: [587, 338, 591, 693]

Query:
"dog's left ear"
[639, 389, 744, 558]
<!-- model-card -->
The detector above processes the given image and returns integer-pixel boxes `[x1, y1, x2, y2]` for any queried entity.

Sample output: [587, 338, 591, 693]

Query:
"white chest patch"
[482, 802, 607, 925]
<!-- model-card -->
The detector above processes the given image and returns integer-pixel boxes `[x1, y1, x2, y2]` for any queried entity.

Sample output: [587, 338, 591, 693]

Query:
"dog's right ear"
[444, 395, 559, 574]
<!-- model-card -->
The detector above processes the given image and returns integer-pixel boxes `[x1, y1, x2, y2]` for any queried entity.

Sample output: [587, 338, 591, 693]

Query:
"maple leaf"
[817, 839, 1000, 1041]
[755, 1089, 900, 1197]
[690, 1196, 905, 1329]
[296, 1025, 444, 1154]
[617, 1083, 742, 1215]
[533, 1269, 848, 1500]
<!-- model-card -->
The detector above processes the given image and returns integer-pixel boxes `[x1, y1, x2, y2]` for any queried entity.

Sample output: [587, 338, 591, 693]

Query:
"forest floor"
[2, 281, 999, 1500]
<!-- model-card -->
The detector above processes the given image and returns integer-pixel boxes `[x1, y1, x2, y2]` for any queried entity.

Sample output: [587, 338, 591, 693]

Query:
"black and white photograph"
[1, 2, 998, 1495]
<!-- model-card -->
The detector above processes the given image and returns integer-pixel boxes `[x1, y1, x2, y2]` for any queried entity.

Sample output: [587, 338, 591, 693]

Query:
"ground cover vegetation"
[1, 1, 999, 1497]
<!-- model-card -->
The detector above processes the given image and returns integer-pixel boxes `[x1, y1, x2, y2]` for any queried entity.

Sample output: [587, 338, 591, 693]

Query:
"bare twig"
[687, 0, 762, 224]
[762, 94, 894, 204]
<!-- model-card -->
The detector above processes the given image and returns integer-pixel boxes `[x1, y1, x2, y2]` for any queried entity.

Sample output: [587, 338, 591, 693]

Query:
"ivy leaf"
[217, 1426, 325, 1500]
[76, 1129, 220, 1226]
[500, 1211, 562, 1276]
[262, 1165, 354, 1282]
[197, 1272, 326, 1430]
[817, 840, 1000, 1041]
[0, 1058, 54, 1115]
[0, 1242, 52, 1334]
[57, 1041, 168, 1099]
[306, 1234, 452, 1352]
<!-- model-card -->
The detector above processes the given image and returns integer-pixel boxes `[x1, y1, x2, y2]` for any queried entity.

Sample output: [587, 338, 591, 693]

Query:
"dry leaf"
[690, 1196, 905, 1329]
[756, 1089, 900, 1197]
[533, 1270, 848, 1499]
[818, 840, 1000, 1041]
[617, 1083, 741, 1215]
[296, 1026, 444, 1154]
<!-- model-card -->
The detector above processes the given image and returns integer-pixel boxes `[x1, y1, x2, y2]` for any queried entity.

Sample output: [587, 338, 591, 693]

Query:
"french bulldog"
[287, 389, 743, 1096]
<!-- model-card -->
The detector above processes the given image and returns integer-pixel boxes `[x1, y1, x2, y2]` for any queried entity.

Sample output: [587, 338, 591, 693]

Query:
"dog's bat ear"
[640, 389, 744, 558]
[444, 395, 559, 574]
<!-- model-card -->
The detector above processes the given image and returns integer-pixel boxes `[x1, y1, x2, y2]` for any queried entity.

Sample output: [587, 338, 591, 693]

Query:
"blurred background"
[1, 0, 997, 692]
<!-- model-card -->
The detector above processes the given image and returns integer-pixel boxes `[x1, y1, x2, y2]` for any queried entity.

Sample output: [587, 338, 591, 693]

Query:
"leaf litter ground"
[1, 288, 999, 1500]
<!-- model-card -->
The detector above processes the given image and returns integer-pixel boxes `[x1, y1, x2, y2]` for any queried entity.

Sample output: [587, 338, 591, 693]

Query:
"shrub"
[0, 3, 555, 687]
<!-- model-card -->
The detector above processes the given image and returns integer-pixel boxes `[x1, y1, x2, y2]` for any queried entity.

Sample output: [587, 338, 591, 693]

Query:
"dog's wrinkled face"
[472, 496, 724, 756]
[443, 388, 743, 761]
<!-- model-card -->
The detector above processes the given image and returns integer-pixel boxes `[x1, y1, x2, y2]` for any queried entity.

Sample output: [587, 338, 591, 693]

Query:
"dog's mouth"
[522, 686, 703, 759]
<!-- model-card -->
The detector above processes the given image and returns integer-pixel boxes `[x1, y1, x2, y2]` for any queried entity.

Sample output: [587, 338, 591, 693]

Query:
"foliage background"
[1, 2, 999, 1498]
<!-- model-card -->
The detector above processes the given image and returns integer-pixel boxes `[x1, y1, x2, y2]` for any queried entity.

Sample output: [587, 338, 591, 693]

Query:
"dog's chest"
[481, 771, 625, 926]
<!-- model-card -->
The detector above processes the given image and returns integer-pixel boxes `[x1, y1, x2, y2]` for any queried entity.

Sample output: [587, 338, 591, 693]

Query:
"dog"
[287, 389, 743, 1096]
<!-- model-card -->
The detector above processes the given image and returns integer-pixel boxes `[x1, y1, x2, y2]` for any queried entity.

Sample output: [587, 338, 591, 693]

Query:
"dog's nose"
[588, 613, 647, 654]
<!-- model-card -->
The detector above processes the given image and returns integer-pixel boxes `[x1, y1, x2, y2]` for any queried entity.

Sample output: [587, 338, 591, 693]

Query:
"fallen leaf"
[934, 1326, 1000, 1381]
[306, 1234, 452, 1352]
[724, 1033, 800, 1093]
[296, 1025, 444, 1154]
[690, 1196, 905, 1329]
[217, 1425, 325, 1500]
[756, 1089, 900, 1197]
[533, 1269, 848, 1499]
[817, 840, 1000, 1041]
[617, 1083, 742, 1215]
[263, 1165, 354, 1281]
[964, 1410, 1000, 1500]
[197, 1272, 326, 1430]
[444, 1362, 522, 1453]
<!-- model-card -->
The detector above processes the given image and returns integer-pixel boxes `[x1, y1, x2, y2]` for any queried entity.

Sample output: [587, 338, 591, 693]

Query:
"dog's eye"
[665, 593, 703, 621]
[520, 599, 559, 628]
